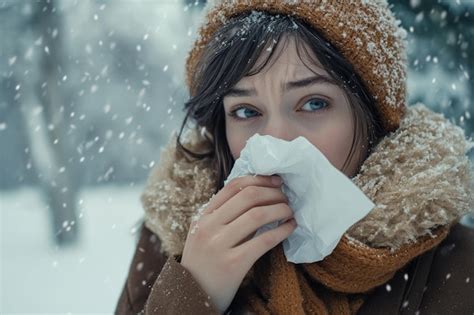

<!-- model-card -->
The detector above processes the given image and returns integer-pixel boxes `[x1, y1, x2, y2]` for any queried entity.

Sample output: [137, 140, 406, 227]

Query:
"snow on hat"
[185, 0, 409, 132]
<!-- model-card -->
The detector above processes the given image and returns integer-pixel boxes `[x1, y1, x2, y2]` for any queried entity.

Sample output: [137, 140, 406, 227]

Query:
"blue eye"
[300, 98, 329, 112]
[229, 107, 260, 120]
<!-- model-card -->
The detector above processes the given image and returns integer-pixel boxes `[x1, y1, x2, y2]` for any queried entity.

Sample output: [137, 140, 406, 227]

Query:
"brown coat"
[115, 222, 474, 314]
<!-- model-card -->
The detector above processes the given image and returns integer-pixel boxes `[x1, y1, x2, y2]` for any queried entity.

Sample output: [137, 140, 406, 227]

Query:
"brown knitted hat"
[185, 0, 409, 132]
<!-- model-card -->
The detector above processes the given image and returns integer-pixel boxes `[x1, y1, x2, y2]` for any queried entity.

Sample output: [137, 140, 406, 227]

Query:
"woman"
[116, 0, 474, 314]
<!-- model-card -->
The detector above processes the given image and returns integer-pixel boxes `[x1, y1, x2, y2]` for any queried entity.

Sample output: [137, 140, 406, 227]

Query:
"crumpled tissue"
[223, 134, 375, 263]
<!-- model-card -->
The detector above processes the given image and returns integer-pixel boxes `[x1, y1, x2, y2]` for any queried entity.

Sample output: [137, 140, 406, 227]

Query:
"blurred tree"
[391, 0, 473, 139]
[19, 0, 80, 246]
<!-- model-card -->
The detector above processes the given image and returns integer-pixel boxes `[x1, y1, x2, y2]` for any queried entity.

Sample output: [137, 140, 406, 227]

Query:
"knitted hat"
[185, 0, 409, 132]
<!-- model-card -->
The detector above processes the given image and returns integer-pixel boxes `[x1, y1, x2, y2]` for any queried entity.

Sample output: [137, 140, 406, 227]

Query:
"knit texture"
[185, 0, 409, 132]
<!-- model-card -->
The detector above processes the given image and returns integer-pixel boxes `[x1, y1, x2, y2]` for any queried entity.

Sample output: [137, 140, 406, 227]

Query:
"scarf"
[242, 226, 449, 314]
[141, 103, 474, 314]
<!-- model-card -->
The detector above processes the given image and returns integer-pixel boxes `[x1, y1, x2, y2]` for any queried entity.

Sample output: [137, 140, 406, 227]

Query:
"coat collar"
[141, 103, 474, 257]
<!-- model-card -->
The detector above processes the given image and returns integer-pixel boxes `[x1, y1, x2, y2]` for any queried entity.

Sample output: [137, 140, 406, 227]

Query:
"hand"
[180, 175, 296, 313]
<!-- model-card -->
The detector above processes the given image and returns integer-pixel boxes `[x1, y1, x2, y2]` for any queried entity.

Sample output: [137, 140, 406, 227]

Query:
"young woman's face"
[222, 37, 368, 177]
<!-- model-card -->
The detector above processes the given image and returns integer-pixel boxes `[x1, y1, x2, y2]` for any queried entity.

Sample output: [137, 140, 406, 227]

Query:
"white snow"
[1, 185, 143, 313]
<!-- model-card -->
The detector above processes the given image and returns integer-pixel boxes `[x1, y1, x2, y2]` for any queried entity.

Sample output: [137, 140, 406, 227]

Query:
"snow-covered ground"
[1, 185, 144, 314]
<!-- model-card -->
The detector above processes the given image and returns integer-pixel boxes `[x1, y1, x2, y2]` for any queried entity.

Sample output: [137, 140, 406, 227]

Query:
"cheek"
[307, 120, 354, 171]
[225, 121, 246, 160]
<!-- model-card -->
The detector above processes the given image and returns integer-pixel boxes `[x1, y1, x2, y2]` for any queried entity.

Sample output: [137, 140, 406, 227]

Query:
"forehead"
[239, 36, 327, 84]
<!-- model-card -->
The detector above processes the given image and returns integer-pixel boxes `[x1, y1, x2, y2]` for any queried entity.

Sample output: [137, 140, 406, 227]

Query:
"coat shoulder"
[419, 223, 474, 313]
[115, 222, 167, 314]
[358, 223, 474, 315]
[115, 223, 221, 315]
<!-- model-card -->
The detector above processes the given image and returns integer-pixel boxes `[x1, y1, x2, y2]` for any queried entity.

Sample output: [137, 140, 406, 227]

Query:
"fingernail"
[271, 175, 282, 185]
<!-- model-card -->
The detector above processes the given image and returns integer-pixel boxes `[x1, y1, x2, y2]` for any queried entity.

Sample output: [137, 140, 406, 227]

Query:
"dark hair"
[177, 11, 387, 192]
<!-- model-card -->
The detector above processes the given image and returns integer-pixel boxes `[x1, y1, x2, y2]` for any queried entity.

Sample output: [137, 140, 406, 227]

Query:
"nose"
[260, 116, 296, 142]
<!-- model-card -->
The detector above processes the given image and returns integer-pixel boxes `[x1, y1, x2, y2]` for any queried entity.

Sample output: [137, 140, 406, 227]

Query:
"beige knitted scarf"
[141, 104, 474, 314]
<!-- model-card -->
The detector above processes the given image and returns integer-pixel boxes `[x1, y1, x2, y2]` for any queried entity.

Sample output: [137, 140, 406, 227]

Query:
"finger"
[200, 174, 283, 215]
[234, 219, 297, 266]
[213, 186, 288, 225]
[223, 203, 294, 248]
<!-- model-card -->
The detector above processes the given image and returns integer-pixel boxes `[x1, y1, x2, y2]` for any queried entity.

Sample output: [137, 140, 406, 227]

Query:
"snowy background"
[1, 0, 473, 314]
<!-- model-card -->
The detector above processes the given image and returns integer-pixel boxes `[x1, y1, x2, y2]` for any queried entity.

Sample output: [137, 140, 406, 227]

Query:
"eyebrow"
[224, 74, 337, 98]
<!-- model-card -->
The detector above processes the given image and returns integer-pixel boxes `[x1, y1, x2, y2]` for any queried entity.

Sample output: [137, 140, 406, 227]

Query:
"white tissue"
[223, 134, 375, 263]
